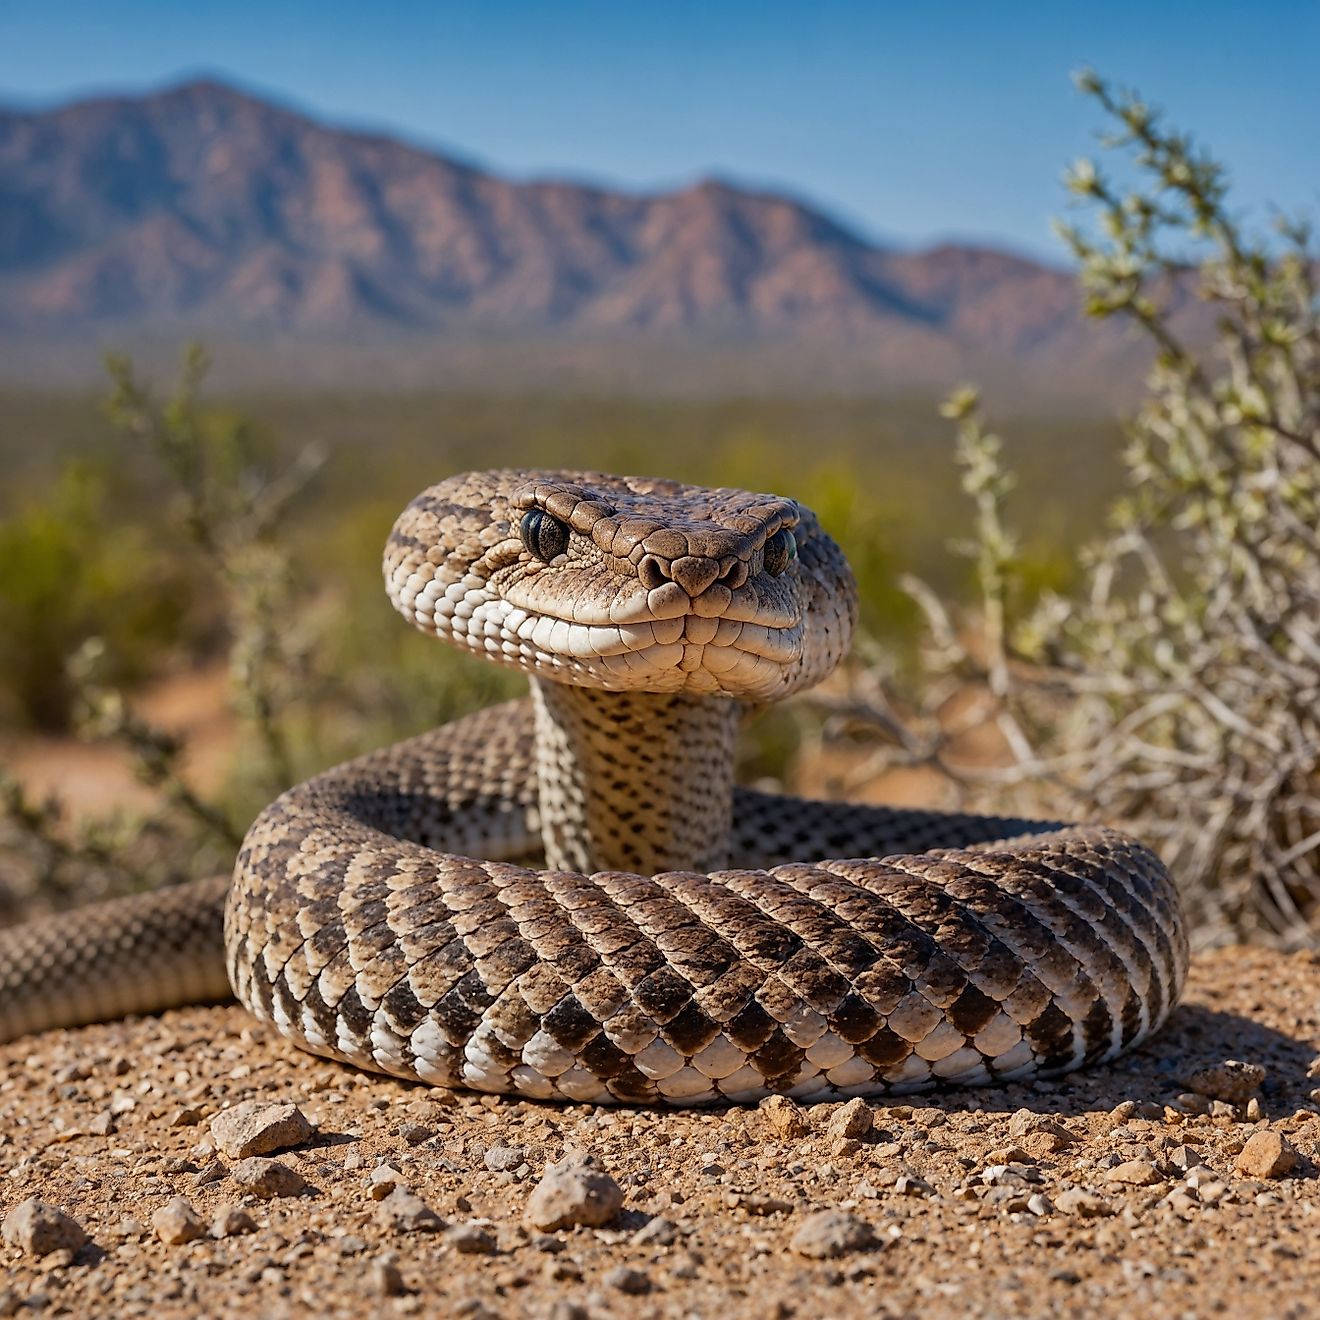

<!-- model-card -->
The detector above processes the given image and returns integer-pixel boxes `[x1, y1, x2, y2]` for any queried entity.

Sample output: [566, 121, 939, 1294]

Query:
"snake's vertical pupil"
[763, 528, 797, 577]
[519, 508, 570, 562]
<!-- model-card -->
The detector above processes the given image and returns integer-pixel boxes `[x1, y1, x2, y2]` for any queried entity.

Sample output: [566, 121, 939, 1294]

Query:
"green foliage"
[0, 463, 194, 730]
[851, 73, 1320, 943]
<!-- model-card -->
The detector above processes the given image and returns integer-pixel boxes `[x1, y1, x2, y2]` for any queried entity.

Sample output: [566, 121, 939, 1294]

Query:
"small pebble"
[377, 1187, 445, 1234]
[1055, 1188, 1114, 1218]
[230, 1156, 306, 1199]
[1105, 1160, 1163, 1186]
[603, 1265, 652, 1294]
[1, 1199, 87, 1258]
[825, 1097, 873, 1142]
[631, 1216, 678, 1246]
[789, 1209, 878, 1259]
[1235, 1130, 1299, 1180]
[152, 1196, 206, 1245]
[525, 1155, 624, 1231]
[1185, 1061, 1266, 1105]
[484, 1145, 526, 1172]
[210, 1101, 312, 1160]
[369, 1164, 406, 1199]
[445, 1222, 497, 1255]
[759, 1095, 809, 1140]
[373, 1257, 406, 1297]
[211, 1207, 257, 1238]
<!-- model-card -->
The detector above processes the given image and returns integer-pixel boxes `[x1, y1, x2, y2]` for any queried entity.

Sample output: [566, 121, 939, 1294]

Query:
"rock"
[759, 1095, 809, 1140]
[1167, 1145, 1203, 1172]
[524, 1155, 624, 1231]
[984, 1145, 1033, 1166]
[210, 1101, 312, 1160]
[1105, 1160, 1163, 1186]
[603, 1266, 652, 1294]
[1, 1199, 87, 1257]
[483, 1145, 526, 1172]
[893, 1174, 933, 1197]
[1235, 1130, 1299, 1180]
[546, 1305, 589, 1320]
[445, 1222, 497, 1255]
[1185, 1061, 1266, 1105]
[1007, 1110, 1073, 1143]
[981, 1163, 1040, 1188]
[211, 1207, 257, 1238]
[1022, 1130, 1075, 1158]
[825, 1098, 873, 1141]
[1027, 1193, 1053, 1216]
[87, 1110, 115, 1137]
[368, 1164, 406, 1199]
[152, 1196, 206, 1245]
[377, 1187, 444, 1233]
[373, 1257, 406, 1296]
[194, 1159, 227, 1187]
[1055, 1188, 1114, 1218]
[631, 1216, 678, 1246]
[725, 1191, 794, 1215]
[230, 1156, 306, 1199]
[397, 1122, 433, 1146]
[789, 1209, 878, 1259]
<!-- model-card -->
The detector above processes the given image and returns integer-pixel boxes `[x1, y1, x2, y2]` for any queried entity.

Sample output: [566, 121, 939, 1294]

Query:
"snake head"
[385, 469, 857, 701]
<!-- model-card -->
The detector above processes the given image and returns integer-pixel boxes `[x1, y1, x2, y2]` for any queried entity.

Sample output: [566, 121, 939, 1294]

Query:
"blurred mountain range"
[0, 79, 1153, 398]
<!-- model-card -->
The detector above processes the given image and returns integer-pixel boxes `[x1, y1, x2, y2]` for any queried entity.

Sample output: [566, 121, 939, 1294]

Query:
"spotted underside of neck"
[530, 678, 741, 875]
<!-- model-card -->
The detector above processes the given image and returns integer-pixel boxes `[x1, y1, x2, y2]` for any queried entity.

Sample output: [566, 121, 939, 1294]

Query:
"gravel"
[0, 946, 1316, 1318]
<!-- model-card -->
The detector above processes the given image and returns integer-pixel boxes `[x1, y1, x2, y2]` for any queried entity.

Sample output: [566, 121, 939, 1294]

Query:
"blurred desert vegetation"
[1, 74, 1315, 945]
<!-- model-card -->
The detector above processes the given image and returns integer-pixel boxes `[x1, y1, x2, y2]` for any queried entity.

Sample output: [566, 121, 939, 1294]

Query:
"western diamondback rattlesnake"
[0, 470, 1187, 1104]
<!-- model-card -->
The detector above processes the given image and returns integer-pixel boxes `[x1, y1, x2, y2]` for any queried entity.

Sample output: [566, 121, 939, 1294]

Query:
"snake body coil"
[0, 471, 1187, 1104]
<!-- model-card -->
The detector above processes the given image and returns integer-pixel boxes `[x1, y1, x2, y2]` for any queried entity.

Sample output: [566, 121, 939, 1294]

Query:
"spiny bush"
[837, 73, 1319, 944]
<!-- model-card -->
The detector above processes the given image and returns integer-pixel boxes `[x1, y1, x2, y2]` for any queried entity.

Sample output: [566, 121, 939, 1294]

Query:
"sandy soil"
[1, 665, 236, 817]
[1, 947, 1317, 1319]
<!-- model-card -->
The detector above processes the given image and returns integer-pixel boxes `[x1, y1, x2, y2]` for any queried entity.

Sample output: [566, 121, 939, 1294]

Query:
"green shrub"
[0, 464, 194, 730]
[843, 73, 1320, 943]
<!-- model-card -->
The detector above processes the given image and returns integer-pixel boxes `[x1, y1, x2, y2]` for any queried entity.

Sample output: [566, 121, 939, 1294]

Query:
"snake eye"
[763, 528, 797, 577]
[519, 508, 570, 563]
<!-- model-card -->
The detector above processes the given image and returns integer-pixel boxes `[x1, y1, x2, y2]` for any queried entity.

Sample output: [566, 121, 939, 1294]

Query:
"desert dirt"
[0, 947, 1317, 1319]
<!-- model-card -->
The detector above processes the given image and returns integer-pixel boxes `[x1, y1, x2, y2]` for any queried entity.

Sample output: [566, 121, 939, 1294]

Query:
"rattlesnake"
[0, 470, 1187, 1104]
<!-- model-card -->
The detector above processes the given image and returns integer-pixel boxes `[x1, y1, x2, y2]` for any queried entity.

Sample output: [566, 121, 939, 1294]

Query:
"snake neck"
[529, 678, 740, 875]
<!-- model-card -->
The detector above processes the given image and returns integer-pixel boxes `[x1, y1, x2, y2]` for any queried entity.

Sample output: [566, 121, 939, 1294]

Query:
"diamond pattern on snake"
[0, 470, 1187, 1105]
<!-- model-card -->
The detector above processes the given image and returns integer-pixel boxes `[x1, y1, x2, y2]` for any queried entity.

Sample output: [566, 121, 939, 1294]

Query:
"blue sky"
[2, 1, 1316, 259]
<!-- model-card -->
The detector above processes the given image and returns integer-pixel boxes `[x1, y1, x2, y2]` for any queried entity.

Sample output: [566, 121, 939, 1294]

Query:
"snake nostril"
[720, 561, 748, 591]
[638, 554, 669, 591]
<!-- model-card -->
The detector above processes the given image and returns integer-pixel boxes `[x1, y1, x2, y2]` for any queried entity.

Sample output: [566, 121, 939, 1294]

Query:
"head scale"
[385, 470, 857, 702]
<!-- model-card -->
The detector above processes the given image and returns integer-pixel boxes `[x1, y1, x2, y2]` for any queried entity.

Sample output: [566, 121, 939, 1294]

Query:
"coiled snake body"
[0, 471, 1187, 1104]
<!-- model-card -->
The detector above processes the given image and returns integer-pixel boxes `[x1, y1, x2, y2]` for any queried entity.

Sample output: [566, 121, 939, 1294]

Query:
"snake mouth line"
[494, 606, 803, 663]
[412, 593, 807, 693]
